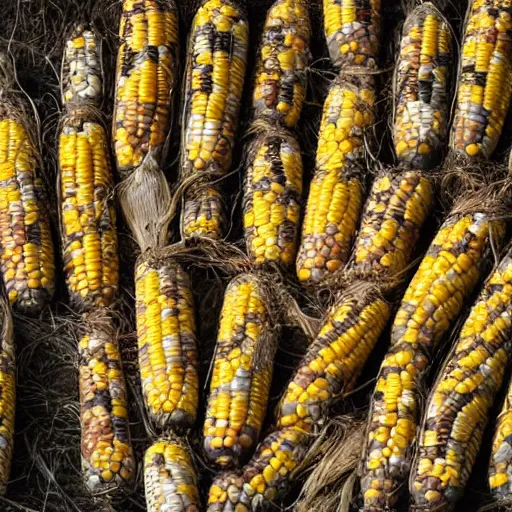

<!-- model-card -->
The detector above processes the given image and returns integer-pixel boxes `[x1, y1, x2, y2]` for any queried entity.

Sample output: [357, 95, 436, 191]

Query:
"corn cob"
[296, 74, 375, 286]
[0, 97, 55, 314]
[145, 439, 200, 511]
[352, 170, 433, 279]
[113, 0, 179, 175]
[277, 286, 390, 429]
[252, 0, 311, 129]
[450, 0, 512, 159]
[0, 298, 15, 495]
[181, 0, 249, 240]
[360, 212, 504, 511]
[79, 312, 135, 494]
[61, 25, 103, 108]
[394, 4, 452, 170]
[489, 373, 512, 501]
[323, 0, 381, 69]
[181, 186, 226, 240]
[207, 425, 309, 511]
[59, 26, 119, 310]
[204, 273, 275, 468]
[243, 133, 303, 268]
[410, 246, 512, 511]
[136, 257, 199, 430]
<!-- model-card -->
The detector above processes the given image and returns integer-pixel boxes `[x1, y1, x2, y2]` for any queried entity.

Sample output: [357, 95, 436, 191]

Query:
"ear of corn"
[204, 273, 276, 468]
[113, 0, 179, 175]
[394, 4, 453, 170]
[59, 112, 118, 310]
[0, 103, 55, 314]
[352, 170, 433, 279]
[145, 439, 200, 512]
[243, 133, 303, 268]
[180, 0, 249, 241]
[136, 257, 199, 430]
[410, 246, 512, 511]
[181, 185, 226, 240]
[323, 0, 381, 69]
[296, 74, 375, 286]
[360, 212, 504, 511]
[450, 0, 512, 159]
[489, 373, 512, 500]
[0, 298, 15, 495]
[79, 312, 135, 494]
[277, 286, 390, 430]
[207, 425, 309, 511]
[61, 25, 103, 108]
[253, 0, 311, 129]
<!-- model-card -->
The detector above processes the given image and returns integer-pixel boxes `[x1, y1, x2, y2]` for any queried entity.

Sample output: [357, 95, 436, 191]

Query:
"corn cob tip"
[323, 0, 381, 69]
[252, 0, 311, 130]
[144, 439, 200, 512]
[61, 24, 103, 108]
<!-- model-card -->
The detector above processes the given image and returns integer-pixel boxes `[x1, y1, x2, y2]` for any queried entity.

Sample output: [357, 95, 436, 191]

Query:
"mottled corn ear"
[207, 425, 309, 511]
[0, 298, 15, 495]
[410, 246, 512, 511]
[0, 103, 55, 314]
[277, 286, 390, 430]
[323, 0, 381, 69]
[181, 186, 226, 241]
[61, 24, 103, 108]
[360, 212, 503, 511]
[204, 273, 276, 468]
[489, 372, 512, 500]
[145, 439, 200, 512]
[243, 133, 303, 268]
[79, 312, 135, 494]
[296, 74, 375, 287]
[136, 257, 199, 430]
[450, 0, 512, 159]
[253, 0, 311, 129]
[113, 0, 179, 174]
[352, 170, 433, 279]
[394, 4, 453, 170]
[180, 0, 249, 240]
[59, 112, 119, 310]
